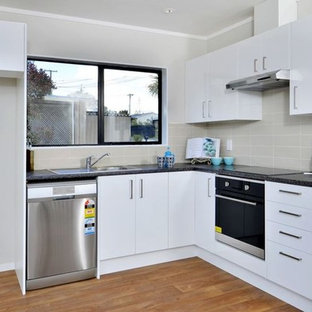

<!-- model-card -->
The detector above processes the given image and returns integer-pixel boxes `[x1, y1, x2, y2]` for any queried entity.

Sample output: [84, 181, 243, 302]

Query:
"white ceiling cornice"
[0, 6, 208, 40]
[0, 5, 253, 42]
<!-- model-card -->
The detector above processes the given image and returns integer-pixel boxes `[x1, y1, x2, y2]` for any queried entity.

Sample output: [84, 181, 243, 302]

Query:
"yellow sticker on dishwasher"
[215, 226, 222, 233]
[85, 208, 95, 218]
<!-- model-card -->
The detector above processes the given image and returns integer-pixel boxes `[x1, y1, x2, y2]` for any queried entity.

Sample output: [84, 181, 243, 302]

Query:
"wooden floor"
[0, 257, 300, 312]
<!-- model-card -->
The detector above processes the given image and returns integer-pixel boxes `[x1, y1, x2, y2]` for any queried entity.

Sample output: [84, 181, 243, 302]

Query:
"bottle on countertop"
[164, 146, 173, 157]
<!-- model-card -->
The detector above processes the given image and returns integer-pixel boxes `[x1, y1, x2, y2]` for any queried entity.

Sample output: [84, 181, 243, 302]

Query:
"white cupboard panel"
[267, 240, 312, 299]
[98, 175, 135, 260]
[135, 173, 169, 254]
[0, 21, 25, 76]
[194, 172, 215, 252]
[169, 172, 195, 248]
[290, 16, 312, 115]
[267, 221, 312, 254]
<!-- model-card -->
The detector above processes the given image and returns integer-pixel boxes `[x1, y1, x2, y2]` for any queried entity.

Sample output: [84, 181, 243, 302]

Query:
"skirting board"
[0, 262, 14, 272]
[99, 246, 197, 274]
[100, 246, 312, 311]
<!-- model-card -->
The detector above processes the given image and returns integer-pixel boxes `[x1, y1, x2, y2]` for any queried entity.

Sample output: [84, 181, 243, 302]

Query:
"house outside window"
[27, 58, 163, 146]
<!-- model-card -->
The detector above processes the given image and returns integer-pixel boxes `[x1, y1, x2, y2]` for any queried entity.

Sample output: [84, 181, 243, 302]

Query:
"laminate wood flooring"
[0, 257, 300, 312]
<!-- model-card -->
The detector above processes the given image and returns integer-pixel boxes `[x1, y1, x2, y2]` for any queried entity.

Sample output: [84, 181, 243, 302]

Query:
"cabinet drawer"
[266, 201, 312, 231]
[265, 182, 312, 209]
[267, 241, 312, 299]
[267, 221, 312, 254]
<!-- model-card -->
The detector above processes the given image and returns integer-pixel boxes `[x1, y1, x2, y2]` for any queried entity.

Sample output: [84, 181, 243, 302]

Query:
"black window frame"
[27, 56, 163, 146]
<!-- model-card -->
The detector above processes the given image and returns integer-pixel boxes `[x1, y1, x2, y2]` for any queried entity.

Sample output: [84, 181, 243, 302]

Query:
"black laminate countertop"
[27, 163, 305, 185]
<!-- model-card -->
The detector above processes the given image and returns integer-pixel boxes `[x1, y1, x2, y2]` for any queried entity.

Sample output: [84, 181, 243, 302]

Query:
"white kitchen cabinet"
[290, 16, 312, 115]
[186, 44, 262, 123]
[0, 21, 25, 77]
[135, 173, 168, 253]
[168, 172, 195, 248]
[98, 173, 168, 259]
[98, 175, 136, 260]
[194, 172, 215, 252]
[185, 54, 210, 123]
[265, 181, 312, 299]
[238, 24, 290, 78]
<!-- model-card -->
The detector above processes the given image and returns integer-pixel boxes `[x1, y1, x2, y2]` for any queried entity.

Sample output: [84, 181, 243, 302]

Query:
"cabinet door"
[168, 172, 195, 248]
[261, 24, 290, 73]
[136, 173, 168, 253]
[0, 21, 25, 75]
[290, 17, 312, 115]
[194, 172, 215, 252]
[185, 54, 210, 123]
[98, 175, 135, 260]
[238, 35, 262, 78]
[209, 45, 238, 121]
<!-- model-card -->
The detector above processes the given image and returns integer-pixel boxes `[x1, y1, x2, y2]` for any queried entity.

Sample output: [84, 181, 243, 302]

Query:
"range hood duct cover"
[226, 69, 290, 91]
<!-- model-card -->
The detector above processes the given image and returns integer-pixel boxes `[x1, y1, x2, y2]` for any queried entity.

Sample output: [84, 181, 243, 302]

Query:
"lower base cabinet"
[267, 240, 312, 300]
[194, 172, 215, 252]
[98, 173, 169, 260]
[168, 172, 195, 248]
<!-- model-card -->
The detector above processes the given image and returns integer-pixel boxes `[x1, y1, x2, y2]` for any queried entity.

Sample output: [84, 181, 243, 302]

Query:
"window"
[27, 58, 162, 146]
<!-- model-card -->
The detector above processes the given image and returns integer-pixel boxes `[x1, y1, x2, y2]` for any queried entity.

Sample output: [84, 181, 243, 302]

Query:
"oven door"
[215, 194, 265, 259]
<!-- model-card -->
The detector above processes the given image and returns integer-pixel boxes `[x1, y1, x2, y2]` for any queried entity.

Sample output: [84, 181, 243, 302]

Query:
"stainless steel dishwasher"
[27, 180, 97, 290]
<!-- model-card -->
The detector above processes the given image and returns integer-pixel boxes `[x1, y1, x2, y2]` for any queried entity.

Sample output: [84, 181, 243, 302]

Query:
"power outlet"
[226, 139, 232, 151]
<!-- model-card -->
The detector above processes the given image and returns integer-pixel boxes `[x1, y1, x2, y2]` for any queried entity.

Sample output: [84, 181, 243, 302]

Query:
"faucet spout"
[86, 153, 110, 169]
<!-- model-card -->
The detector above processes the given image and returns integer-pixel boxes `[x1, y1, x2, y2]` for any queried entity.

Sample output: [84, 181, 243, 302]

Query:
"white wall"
[0, 78, 17, 268]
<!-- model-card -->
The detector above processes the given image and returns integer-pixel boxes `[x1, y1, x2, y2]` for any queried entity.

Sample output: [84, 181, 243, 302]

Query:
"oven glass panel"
[216, 198, 264, 249]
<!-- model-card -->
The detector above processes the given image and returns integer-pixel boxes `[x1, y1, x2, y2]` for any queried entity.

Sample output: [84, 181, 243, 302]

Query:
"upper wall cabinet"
[185, 54, 210, 123]
[290, 17, 312, 115]
[238, 24, 290, 78]
[185, 44, 262, 123]
[0, 21, 26, 78]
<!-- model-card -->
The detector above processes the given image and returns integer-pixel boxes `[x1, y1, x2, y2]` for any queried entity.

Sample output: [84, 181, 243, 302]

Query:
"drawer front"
[267, 221, 312, 254]
[266, 201, 312, 231]
[265, 182, 312, 209]
[267, 240, 312, 299]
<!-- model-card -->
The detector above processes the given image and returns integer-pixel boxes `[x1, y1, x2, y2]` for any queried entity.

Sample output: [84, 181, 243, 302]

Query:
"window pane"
[27, 60, 98, 145]
[104, 69, 159, 143]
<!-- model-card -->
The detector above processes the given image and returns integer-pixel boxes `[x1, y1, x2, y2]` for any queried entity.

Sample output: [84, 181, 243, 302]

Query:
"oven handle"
[215, 194, 257, 206]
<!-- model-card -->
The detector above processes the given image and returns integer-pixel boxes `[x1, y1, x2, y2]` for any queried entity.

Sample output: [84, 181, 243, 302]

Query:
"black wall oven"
[215, 176, 265, 259]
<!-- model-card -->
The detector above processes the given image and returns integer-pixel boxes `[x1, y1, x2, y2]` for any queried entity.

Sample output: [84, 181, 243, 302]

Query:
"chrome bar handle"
[208, 100, 212, 118]
[202, 101, 206, 118]
[279, 189, 301, 196]
[279, 210, 302, 217]
[262, 56, 267, 70]
[254, 58, 258, 72]
[208, 178, 211, 197]
[294, 86, 298, 110]
[129, 179, 133, 199]
[215, 194, 257, 206]
[140, 179, 143, 198]
[279, 251, 302, 262]
[279, 230, 302, 239]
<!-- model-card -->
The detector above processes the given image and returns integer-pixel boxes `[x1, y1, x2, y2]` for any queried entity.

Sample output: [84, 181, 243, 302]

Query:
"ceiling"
[0, 0, 264, 38]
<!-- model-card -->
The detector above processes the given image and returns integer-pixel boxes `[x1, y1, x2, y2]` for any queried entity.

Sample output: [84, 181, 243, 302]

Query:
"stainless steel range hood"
[226, 69, 290, 91]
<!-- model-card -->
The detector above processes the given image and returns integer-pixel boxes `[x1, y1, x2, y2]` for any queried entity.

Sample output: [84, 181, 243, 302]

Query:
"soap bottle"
[164, 146, 172, 157]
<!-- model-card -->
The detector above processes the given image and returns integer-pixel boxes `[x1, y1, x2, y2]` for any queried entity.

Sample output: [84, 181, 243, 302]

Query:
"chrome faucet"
[86, 153, 110, 169]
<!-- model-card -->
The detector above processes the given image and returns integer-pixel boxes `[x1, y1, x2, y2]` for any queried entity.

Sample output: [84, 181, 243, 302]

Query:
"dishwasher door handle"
[53, 195, 75, 201]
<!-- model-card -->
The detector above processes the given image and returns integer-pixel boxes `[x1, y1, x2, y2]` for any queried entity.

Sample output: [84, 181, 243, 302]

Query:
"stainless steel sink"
[49, 166, 137, 175]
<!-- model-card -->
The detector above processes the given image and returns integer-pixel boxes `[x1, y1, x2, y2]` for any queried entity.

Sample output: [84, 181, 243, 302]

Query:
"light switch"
[226, 139, 232, 151]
